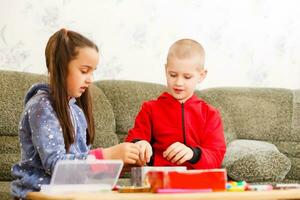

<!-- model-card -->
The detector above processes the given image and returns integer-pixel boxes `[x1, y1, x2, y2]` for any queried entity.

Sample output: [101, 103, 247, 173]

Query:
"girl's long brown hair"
[45, 28, 98, 152]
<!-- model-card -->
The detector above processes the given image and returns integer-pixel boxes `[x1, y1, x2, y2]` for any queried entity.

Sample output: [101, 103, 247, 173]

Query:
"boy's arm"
[125, 102, 152, 143]
[187, 108, 226, 169]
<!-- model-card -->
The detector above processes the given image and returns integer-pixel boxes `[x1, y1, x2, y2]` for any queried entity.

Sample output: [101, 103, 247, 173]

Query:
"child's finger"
[163, 142, 180, 159]
[136, 158, 143, 166]
[165, 147, 179, 161]
[145, 147, 152, 163]
[163, 144, 173, 157]
[139, 144, 146, 162]
[126, 157, 138, 164]
[171, 147, 186, 163]
[168, 143, 184, 160]
[130, 146, 140, 156]
[141, 151, 148, 165]
[176, 151, 189, 164]
[128, 152, 140, 161]
[124, 152, 139, 164]
[130, 143, 141, 151]
[171, 148, 186, 163]
[177, 148, 194, 164]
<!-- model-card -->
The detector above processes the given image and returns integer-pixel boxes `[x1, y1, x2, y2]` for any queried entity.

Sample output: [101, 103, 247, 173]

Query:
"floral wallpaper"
[0, 0, 299, 89]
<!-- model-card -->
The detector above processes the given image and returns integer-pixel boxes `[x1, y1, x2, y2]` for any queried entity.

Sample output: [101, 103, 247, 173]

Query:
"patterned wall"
[0, 0, 299, 89]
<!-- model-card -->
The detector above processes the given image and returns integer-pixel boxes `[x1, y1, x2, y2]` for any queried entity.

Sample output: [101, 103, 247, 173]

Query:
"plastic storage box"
[41, 159, 123, 194]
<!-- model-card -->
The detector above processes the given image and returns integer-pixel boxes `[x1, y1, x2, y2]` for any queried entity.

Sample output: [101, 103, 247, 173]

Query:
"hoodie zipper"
[181, 103, 186, 144]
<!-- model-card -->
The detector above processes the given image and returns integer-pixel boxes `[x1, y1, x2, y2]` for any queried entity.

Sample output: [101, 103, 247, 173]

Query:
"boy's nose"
[175, 77, 183, 86]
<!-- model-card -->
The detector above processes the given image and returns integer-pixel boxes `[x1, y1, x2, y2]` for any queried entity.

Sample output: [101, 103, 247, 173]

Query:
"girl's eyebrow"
[81, 65, 97, 70]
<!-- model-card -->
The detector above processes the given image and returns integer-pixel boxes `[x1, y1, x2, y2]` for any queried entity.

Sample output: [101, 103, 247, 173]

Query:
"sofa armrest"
[223, 139, 291, 182]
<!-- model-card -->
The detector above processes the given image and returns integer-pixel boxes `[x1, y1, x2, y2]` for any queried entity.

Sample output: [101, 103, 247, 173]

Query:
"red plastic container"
[146, 169, 227, 192]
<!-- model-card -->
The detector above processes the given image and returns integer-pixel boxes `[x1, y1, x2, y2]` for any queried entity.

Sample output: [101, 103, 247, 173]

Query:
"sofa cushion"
[285, 157, 300, 180]
[0, 153, 20, 181]
[224, 131, 237, 145]
[291, 89, 300, 137]
[0, 181, 12, 200]
[223, 139, 291, 182]
[0, 136, 20, 154]
[95, 80, 165, 142]
[0, 136, 20, 181]
[89, 84, 119, 148]
[0, 71, 47, 136]
[273, 141, 300, 180]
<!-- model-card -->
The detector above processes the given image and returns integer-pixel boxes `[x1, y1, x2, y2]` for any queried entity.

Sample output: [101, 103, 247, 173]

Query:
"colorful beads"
[226, 181, 248, 192]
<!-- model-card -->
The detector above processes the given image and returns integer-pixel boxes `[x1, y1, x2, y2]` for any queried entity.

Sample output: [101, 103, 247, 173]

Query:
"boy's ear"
[198, 69, 207, 83]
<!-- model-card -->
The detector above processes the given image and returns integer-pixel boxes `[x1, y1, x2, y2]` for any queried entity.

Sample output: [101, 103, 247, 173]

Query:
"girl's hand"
[135, 140, 152, 166]
[103, 142, 140, 164]
[163, 142, 193, 165]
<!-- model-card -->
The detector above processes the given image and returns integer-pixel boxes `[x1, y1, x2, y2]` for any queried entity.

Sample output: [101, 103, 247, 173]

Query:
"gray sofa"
[0, 70, 299, 199]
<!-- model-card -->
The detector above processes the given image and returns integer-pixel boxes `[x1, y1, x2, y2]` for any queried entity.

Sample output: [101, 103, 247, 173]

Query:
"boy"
[126, 39, 226, 169]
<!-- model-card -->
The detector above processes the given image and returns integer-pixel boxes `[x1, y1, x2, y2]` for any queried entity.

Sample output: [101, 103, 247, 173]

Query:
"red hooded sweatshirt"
[126, 92, 226, 169]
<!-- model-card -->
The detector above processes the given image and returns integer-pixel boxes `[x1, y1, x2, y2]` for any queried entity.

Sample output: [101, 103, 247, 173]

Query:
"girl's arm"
[28, 98, 89, 175]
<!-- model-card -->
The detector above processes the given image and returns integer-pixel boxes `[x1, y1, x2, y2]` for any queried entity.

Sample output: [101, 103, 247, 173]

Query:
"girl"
[11, 29, 140, 199]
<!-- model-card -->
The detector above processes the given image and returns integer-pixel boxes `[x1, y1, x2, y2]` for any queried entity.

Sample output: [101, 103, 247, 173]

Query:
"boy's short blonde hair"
[167, 39, 205, 69]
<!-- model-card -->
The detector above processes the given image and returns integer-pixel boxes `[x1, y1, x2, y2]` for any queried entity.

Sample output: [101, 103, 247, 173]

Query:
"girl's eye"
[184, 76, 192, 79]
[81, 70, 88, 74]
[170, 74, 176, 77]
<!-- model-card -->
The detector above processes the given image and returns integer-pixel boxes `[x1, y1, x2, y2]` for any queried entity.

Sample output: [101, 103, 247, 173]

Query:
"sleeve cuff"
[131, 139, 142, 143]
[89, 148, 104, 160]
[187, 146, 202, 164]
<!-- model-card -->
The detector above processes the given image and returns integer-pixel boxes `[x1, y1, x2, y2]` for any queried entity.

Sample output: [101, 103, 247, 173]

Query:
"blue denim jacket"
[11, 83, 91, 198]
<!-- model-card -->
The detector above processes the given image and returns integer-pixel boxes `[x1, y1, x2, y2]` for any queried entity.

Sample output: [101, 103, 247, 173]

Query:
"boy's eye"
[184, 76, 192, 79]
[170, 74, 177, 77]
[81, 70, 88, 74]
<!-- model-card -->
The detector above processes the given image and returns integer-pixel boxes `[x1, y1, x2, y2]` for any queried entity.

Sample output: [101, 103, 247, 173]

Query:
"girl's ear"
[198, 69, 207, 83]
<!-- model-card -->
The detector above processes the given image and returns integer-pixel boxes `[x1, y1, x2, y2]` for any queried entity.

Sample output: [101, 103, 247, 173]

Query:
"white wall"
[0, 0, 299, 89]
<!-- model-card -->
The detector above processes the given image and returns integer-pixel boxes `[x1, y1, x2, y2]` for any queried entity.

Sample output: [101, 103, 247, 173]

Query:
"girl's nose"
[86, 74, 94, 84]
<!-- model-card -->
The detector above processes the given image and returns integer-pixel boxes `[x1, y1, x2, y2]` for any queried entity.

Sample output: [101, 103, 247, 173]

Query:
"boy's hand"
[103, 142, 140, 164]
[135, 140, 152, 166]
[163, 142, 193, 165]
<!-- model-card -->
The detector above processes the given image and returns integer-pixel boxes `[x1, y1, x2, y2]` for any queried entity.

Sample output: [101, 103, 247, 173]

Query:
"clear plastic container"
[41, 159, 123, 194]
[131, 166, 186, 186]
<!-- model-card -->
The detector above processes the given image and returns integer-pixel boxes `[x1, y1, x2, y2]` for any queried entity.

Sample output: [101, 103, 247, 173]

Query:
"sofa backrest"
[0, 71, 48, 137]
[95, 80, 166, 142]
[96, 80, 299, 144]
[196, 87, 295, 142]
